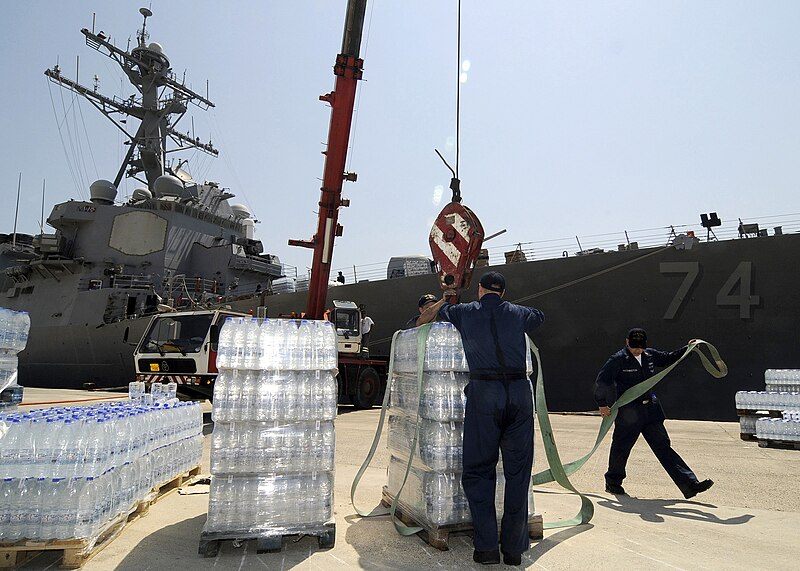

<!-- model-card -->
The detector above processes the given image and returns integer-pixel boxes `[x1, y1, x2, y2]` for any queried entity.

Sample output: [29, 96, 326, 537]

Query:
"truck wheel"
[352, 367, 380, 409]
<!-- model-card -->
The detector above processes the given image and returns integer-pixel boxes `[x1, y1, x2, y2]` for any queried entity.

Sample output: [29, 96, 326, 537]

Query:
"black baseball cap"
[627, 328, 647, 349]
[418, 293, 437, 308]
[479, 271, 506, 293]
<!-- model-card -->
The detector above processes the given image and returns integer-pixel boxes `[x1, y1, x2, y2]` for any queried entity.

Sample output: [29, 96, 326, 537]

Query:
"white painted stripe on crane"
[430, 225, 462, 267]
[322, 218, 333, 264]
[451, 211, 472, 242]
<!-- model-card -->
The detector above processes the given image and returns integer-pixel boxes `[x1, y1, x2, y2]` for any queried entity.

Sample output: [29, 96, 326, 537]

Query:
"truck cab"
[331, 300, 364, 356]
[134, 309, 245, 398]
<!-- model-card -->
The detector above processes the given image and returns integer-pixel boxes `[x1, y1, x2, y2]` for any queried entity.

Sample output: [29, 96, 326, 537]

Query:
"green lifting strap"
[530, 338, 728, 529]
[350, 324, 432, 536]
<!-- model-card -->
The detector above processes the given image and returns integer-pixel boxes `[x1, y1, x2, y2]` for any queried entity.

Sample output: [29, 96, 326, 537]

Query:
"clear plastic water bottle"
[296, 371, 311, 421]
[8, 478, 29, 540]
[25, 477, 45, 539]
[0, 478, 14, 540]
[74, 477, 97, 538]
[166, 380, 178, 401]
[227, 369, 244, 421]
[0, 309, 9, 350]
[298, 320, 314, 369]
[242, 319, 262, 370]
[216, 317, 236, 369]
[34, 418, 60, 479]
[286, 321, 300, 370]
[231, 317, 248, 369]
[212, 369, 230, 422]
[15, 311, 30, 352]
[255, 370, 276, 421]
[239, 371, 258, 421]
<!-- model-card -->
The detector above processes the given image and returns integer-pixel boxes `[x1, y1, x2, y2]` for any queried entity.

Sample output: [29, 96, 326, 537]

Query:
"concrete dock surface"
[11, 389, 800, 570]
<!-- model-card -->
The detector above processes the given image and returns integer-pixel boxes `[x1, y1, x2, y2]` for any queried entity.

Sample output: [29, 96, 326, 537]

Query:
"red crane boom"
[289, 0, 368, 319]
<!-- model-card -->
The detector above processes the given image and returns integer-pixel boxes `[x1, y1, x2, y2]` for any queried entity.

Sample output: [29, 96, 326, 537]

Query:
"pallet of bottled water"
[0, 307, 29, 409]
[735, 369, 800, 443]
[0, 398, 202, 565]
[382, 324, 541, 546]
[201, 317, 337, 557]
[755, 412, 800, 448]
[765, 369, 800, 393]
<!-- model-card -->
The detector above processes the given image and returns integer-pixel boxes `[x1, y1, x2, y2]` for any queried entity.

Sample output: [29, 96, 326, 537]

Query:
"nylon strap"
[530, 339, 727, 528]
[350, 324, 432, 535]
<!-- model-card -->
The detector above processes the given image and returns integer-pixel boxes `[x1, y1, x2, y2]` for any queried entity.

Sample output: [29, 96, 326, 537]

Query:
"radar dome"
[148, 42, 165, 55]
[132, 187, 153, 201]
[230, 204, 251, 219]
[154, 174, 184, 197]
[89, 179, 117, 205]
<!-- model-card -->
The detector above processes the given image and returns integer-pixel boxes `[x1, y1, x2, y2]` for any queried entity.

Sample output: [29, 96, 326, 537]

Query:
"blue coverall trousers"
[462, 377, 534, 555]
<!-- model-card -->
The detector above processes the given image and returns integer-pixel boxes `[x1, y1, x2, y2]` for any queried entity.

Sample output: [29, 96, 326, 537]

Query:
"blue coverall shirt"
[438, 294, 545, 378]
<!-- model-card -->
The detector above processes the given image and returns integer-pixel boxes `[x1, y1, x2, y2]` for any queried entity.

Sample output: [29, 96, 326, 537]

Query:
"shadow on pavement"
[597, 494, 755, 525]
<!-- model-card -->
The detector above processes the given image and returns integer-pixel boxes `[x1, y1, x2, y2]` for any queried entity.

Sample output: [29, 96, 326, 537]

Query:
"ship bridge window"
[140, 314, 214, 354]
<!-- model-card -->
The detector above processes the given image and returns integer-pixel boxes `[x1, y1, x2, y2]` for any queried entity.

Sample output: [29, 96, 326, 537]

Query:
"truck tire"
[352, 367, 380, 409]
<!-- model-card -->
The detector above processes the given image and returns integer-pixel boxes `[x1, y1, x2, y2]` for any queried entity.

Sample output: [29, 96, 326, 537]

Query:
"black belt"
[470, 371, 528, 381]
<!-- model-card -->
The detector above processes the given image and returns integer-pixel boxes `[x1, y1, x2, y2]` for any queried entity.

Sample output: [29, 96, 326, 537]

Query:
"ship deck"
[13, 388, 800, 570]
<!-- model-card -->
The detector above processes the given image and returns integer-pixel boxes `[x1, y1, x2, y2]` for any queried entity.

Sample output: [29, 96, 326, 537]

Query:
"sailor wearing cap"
[594, 328, 714, 499]
[420, 271, 544, 566]
[401, 293, 440, 329]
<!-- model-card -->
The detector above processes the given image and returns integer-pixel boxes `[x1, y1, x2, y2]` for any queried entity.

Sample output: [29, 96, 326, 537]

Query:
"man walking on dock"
[595, 328, 714, 499]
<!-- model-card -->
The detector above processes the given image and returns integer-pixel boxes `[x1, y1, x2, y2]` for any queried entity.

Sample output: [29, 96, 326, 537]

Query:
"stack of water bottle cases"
[204, 318, 337, 540]
[735, 369, 800, 442]
[0, 388, 203, 545]
[0, 307, 29, 409]
[386, 323, 536, 528]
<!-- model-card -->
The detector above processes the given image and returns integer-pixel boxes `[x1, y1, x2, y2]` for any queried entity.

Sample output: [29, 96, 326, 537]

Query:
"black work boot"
[473, 549, 501, 565]
[605, 483, 627, 495]
[683, 479, 714, 499]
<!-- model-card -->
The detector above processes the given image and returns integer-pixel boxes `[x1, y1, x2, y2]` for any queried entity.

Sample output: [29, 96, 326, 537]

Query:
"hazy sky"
[3, 1, 800, 276]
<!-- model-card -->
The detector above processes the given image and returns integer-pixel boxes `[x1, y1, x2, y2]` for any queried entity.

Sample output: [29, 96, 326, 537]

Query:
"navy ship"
[3, 8, 796, 422]
[1, 9, 283, 389]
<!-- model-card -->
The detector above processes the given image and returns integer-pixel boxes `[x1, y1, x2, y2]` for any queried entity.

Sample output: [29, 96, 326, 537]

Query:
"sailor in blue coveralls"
[595, 328, 714, 499]
[421, 271, 544, 566]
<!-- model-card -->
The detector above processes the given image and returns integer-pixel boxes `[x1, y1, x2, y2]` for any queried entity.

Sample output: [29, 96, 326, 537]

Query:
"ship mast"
[44, 7, 218, 192]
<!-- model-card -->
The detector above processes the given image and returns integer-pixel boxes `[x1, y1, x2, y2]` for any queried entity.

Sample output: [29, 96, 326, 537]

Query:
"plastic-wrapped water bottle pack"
[205, 317, 337, 535]
[0, 307, 30, 409]
[0, 400, 203, 541]
[386, 325, 536, 528]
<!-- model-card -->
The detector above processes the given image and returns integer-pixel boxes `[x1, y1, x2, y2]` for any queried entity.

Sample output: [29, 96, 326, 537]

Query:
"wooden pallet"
[757, 438, 800, 450]
[198, 523, 336, 557]
[0, 466, 201, 569]
[381, 487, 544, 551]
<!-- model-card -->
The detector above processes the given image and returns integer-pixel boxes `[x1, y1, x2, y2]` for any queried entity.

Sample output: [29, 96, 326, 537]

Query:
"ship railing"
[229, 256, 283, 277]
[328, 213, 800, 286]
[78, 275, 155, 291]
